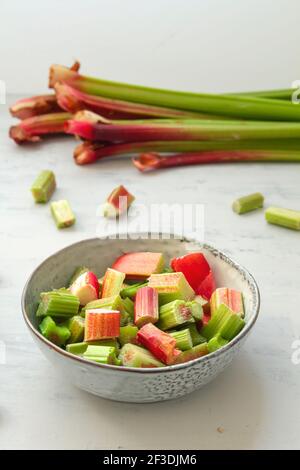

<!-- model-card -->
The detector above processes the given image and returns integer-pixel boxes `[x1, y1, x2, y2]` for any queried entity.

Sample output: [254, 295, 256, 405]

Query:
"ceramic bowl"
[22, 235, 260, 403]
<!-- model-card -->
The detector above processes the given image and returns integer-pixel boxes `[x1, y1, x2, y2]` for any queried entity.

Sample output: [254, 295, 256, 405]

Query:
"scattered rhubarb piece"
[134, 286, 159, 327]
[112, 252, 165, 280]
[65, 315, 85, 344]
[66, 339, 119, 355]
[137, 323, 181, 365]
[101, 185, 135, 218]
[210, 288, 244, 317]
[101, 268, 125, 298]
[119, 343, 165, 368]
[70, 271, 99, 306]
[120, 281, 148, 299]
[174, 343, 209, 364]
[148, 272, 195, 304]
[207, 335, 229, 353]
[197, 270, 216, 300]
[232, 192, 264, 214]
[50, 199, 75, 228]
[84, 309, 120, 341]
[169, 328, 193, 351]
[119, 325, 139, 347]
[83, 345, 121, 365]
[39, 316, 70, 346]
[158, 300, 194, 330]
[200, 304, 244, 340]
[9, 94, 61, 120]
[36, 290, 80, 318]
[265, 206, 300, 231]
[31, 170, 56, 203]
[171, 252, 211, 291]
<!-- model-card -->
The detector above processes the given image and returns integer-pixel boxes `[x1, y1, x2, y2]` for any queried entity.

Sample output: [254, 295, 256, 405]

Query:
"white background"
[2, 0, 300, 95]
[1, 0, 300, 450]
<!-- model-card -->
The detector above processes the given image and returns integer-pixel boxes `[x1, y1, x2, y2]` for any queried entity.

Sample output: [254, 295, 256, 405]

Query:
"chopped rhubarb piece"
[183, 324, 207, 346]
[119, 325, 139, 346]
[65, 315, 85, 344]
[233, 192, 264, 214]
[83, 345, 121, 365]
[148, 272, 195, 304]
[208, 334, 229, 353]
[102, 185, 135, 218]
[210, 287, 244, 317]
[171, 252, 211, 291]
[174, 343, 209, 364]
[69, 266, 89, 285]
[70, 271, 99, 306]
[200, 304, 245, 340]
[137, 323, 181, 365]
[84, 309, 120, 341]
[101, 268, 125, 299]
[66, 339, 119, 355]
[120, 281, 148, 299]
[9, 94, 61, 120]
[112, 252, 165, 280]
[158, 300, 193, 330]
[194, 295, 210, 314]
[119, 344, 165, 368]
[134, 286, 159, 327]
[185, 300, 203, 321]
[265, 206, 300, 231]
[122, 297, 135, 320]
[197, 270, 216, 300]
[169, 328, 193, 351]
[50, 199, 75, 228]
[36, 290, 80, 318]
[39, 316, 70, 346]
[31, 170, 56, 203]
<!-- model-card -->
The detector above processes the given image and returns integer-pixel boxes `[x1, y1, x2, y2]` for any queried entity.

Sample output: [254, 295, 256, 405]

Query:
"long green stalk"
[49, 64, 300, 121]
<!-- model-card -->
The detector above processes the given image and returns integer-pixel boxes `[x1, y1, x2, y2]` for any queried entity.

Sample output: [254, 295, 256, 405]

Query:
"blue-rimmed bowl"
[22, 235, 260, 403]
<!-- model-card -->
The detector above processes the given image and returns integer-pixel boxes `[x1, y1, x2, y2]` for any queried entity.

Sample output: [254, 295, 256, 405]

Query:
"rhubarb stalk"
[10, 94, 61, 120]
[9, 112, 71, 144]
[49, 64, 300, 121]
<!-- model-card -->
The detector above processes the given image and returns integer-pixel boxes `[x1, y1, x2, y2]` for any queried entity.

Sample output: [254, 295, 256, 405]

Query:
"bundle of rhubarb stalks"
[9, 62, 300, 172]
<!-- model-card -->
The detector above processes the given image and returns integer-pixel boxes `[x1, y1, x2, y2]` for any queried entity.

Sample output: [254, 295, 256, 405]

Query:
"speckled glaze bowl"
[22, 235, 260, 403]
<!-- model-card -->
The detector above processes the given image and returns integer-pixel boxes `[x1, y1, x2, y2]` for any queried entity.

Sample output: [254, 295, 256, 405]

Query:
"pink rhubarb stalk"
[137, 323, 181, 365]
[9, 112, 71, 144]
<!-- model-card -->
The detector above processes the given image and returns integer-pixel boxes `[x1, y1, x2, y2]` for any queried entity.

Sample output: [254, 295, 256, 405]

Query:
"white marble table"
[1, 95, 300, 450]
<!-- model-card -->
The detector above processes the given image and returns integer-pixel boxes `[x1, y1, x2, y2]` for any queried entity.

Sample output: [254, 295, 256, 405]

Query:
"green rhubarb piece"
[219, 313, 245, 341]
[39, 316, 70, 346]
[69, 266, 89, 285]
[36, 290, 80, 318]
[174, 342, 209, 364]
[265, 206, 300, 231]
[183, 323, 207, 346]
[162, 267, 174, 273]
[120, 282, 148, 299]
[208, 334, 229, 353]
[200, 303, 240, 340]
[31, 170, 56, 203]
[83, 345, 121, 365]
[158, 300, 193, 330]
[186, 300, 203, 321]
[65, 315, 85, 344]
[50, 199, 75, 228]
[148, 272, 195, 305]
[232, 192, 264, 214]
[170, 328, 193, 351]
[122, 297, 134, 320]
[119, 325, 139, 347]
[66, 339, 119, 355]
[119, 343, 165, 368]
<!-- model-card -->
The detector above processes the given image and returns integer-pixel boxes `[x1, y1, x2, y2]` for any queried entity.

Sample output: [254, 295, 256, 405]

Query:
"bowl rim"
[21, 234, 260, 374]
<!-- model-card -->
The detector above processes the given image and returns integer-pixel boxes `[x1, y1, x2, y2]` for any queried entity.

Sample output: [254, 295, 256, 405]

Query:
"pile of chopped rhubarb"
[37, 251, 246, 367]
[9, 62, 300, 171]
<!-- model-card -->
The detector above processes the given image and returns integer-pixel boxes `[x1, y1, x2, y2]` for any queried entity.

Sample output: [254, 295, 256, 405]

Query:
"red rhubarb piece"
[137, 323, 181, 365]
[70, 271, 99, 306]
[112, 252, 164, 280]
[84, 309, 120, 341]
